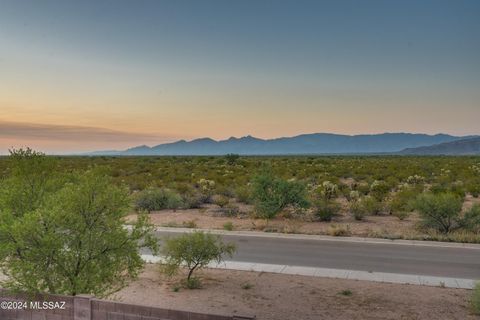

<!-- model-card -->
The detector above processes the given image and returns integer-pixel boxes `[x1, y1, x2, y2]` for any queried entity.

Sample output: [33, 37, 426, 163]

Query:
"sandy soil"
[126, 203, 422, 239]
[126, 196, 480, 240]
[110, 264, 478, 320]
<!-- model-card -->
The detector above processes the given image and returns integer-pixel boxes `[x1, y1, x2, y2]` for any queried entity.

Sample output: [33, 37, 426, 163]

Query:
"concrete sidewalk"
[142, 254, 477, 290]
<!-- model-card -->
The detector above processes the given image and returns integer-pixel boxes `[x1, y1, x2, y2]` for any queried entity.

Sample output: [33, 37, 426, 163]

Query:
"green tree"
[162, 231, 235, 287]
[251, 170, 309, 220]
[0, 151, 158, 296]
[0, 148, 60, 217]
[414, 193, 463, 233]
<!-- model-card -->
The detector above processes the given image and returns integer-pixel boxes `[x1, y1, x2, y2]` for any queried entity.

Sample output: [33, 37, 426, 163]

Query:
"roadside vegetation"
[0, 149, 158, 296]
[161, 231, 235, 289]
[0, 153, 479, 242]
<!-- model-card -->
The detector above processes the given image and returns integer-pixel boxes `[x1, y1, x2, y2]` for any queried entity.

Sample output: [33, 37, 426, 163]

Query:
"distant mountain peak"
[88, 132, 476, 156]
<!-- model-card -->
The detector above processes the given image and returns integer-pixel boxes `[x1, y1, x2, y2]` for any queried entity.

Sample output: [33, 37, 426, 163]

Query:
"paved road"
[146, 230, 480, 279]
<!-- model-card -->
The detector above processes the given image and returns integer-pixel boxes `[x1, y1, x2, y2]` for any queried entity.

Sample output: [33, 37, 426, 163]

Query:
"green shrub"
[223, 221, 234, 231]
[360, 196, 383, 215]
[350, 197, 380, 220]
[471, 283, 480, 315]
[135, 187, 183, 212]
[213, 194, 230, 208]
[242, 283, 253, 290]
[182, 220, 197, 228]
[414, 193, 463, 233]
[182, 192, 204, 209]
[251, 170, 309, 220]
[225, 153, 240, 165]
[314, 199, 340, 222]
[350, 201, 365, 221]
[388, 186, 418, 219]
[235, 186, 252, 204]
[339, 289, 353, 296]
[460, 204, 480, 232]
[369, 180, 390, 201]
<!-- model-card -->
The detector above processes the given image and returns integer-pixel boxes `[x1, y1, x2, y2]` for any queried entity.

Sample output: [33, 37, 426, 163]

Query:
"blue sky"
[0, 0, 479, 152]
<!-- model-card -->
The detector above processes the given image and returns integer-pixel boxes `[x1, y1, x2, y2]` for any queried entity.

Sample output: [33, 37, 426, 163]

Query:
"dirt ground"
[110, 264, 478, 320]
[126, 205, 422, 239]
[126, 195, 480, 240]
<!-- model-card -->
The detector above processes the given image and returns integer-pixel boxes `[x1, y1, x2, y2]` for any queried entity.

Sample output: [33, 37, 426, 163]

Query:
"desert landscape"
[110, 264, 477, 320]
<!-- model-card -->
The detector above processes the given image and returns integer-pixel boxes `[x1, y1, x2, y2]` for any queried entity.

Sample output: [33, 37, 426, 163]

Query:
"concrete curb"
[151, 226, 480, 249]
[142, 254, 477, 290]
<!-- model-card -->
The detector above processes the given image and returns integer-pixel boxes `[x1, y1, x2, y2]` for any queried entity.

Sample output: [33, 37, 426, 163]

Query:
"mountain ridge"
[87, 132, 477, 156]
[400, 137, 480, 155]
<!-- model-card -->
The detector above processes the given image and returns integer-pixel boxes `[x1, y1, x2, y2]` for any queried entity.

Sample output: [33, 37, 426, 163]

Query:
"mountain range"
[400, 137, 480, 155]
[88, 133, 479, 156]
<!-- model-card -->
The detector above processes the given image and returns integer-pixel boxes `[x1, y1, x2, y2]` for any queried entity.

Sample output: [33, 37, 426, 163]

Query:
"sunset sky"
[1, 0, 479, 153]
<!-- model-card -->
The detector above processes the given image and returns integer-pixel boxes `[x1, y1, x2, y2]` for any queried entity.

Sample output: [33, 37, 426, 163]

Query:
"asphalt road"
[147, 230, 480, 279]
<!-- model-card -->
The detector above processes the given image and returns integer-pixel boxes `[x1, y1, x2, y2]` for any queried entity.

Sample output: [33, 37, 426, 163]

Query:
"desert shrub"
[182, 220, 197, 228]
[319, 181, 338, 200]
[471, 283, 480, 315]
[242, 283, 253, 290]
[223, 203, 240, 217]
[414, 193, 463, 233]
[161, 231, 236, 286]
[356, 183, 371, 195]
[134, 187, 183, 212]
[360, 196, 383, 215]
[387, 186, 419, 219]
[466, 182, 480, 198]
[339, 289, 353, 296]
[350, 201, 366, 221]
[369, 180, 390, 201]
[314, 199, 340, 222]
[182, 192, 204, 209]
[460, 204, 480, 232]
[223, 221, 234, 231]
[327, 224, 351, 237]
[235, 186, 252, 204]
[212, 194, 230, 208]
[225, 153, 240, 165]
[349, 196, 379, 220]
[251, 170, 309, 220]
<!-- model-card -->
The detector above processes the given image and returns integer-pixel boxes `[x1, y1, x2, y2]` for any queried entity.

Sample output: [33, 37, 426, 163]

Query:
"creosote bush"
[251, 170, 309, 220]
[314, 199, 340, 222]
[134, 187, 183, 212]
[460, 204, 480, 233]
[414, 193, 463, 233]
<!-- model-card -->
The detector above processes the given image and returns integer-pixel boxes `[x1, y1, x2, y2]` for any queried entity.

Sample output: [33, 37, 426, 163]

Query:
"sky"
[0, 0, 479, 153]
